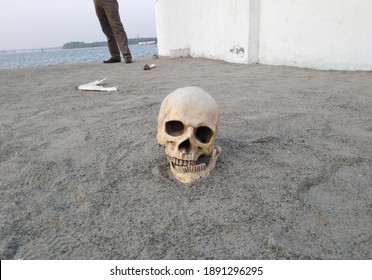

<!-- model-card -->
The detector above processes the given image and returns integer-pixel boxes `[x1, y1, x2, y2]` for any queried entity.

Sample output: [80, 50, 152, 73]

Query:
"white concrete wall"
[155, 0, 259, 64]
[155, 0, 372, 70]
[259, 0, 372, 70]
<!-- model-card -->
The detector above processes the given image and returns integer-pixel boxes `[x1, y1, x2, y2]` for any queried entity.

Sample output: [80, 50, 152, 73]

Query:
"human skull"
[157, 86, 221, 183]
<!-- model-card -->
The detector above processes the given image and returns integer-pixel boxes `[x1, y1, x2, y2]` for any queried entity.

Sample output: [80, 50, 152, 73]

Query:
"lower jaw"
[167, 146, 221, 183]
[170, 162, 208, 183]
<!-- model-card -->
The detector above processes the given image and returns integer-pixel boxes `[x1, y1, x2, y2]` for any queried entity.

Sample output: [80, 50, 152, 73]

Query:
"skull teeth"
[168, 156, 207, 173]
[172, 162, 207, 173]
[167, 156, 196, 166]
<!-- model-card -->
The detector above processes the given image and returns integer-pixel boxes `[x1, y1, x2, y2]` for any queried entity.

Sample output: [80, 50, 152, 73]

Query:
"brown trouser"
[94, 0, 131, 58]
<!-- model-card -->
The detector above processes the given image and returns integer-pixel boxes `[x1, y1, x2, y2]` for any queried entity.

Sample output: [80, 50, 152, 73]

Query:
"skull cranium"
[157, 86, 221, 183]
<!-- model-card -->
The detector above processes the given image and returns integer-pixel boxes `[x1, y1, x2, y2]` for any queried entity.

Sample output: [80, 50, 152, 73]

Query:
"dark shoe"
[103, 57, 121, 63]
[124, 56, 133, 64]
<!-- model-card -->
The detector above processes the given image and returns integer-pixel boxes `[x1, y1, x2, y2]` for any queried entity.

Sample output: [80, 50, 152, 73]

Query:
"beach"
[0, 57, 371, 259]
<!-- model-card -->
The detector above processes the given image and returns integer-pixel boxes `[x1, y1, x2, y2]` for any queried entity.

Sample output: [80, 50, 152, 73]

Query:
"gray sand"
[0, 57, 371, 259]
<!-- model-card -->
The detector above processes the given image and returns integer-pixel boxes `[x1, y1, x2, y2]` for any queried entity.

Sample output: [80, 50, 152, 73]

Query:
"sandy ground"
[0, 57, 371, 260]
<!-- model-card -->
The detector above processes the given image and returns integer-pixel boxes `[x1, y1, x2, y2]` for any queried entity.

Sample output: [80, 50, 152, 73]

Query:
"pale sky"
[0, 0, 157, 50]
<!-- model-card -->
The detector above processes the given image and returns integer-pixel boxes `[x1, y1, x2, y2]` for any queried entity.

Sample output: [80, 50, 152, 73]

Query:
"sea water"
[0, 44, 158, 69]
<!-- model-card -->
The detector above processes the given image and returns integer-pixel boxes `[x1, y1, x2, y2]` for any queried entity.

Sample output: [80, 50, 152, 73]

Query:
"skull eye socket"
[196, 126, 213, 144]
[165, 120, 185, 136]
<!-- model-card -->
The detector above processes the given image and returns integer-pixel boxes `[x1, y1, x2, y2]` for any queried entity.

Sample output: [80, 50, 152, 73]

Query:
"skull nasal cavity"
[179, 139, 191, 153]
[165, 120, 184, 136]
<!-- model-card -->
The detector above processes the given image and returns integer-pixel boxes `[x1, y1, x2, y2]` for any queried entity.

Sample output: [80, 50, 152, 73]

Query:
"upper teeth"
[167, 156, 196, 166]
[172, 163, 207, 173]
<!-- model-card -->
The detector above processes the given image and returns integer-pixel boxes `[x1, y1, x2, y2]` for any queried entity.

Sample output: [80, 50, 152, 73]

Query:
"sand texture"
[0, 57, 371, 259]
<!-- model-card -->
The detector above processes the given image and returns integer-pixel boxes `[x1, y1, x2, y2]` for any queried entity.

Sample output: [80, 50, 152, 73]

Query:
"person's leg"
[94, 1, 121, 60]
[102, 0, 132, 62]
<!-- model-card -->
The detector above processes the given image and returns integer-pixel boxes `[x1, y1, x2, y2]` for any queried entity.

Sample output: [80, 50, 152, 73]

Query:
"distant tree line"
[62, 38, 157, 49]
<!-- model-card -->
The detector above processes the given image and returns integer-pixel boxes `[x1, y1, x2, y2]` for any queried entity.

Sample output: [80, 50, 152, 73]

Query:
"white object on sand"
[144, 64, 156, 70]
[78, 78, 118, 92]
